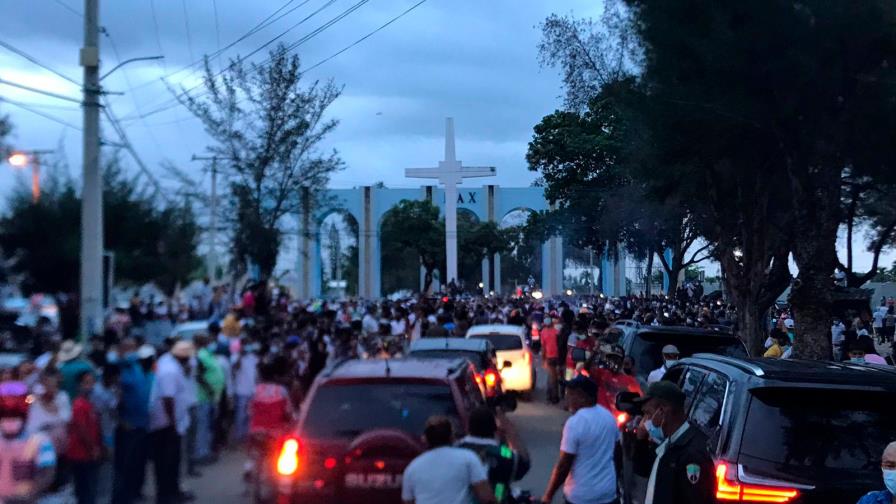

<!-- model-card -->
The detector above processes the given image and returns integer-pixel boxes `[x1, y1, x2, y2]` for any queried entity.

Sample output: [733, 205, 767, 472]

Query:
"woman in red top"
[67, 370, 102, 504]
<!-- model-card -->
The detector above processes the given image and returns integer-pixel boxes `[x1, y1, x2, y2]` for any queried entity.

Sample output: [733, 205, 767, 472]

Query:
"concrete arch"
[294, 184, 624, 299]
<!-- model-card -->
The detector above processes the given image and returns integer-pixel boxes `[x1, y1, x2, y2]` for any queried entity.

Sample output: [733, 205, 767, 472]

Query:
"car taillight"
[474, 373, 483, 385]
[616, 412, 629, 426]
[484, 371, 498, 387]
[715, 462, 799, 503]
[524, 351, 531, 364]
[276, 438, 301, 476]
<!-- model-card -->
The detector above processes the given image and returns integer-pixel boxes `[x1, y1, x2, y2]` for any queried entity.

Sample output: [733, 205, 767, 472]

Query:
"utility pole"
[192, 155, 223, 282]
[80, 0, 102, 341]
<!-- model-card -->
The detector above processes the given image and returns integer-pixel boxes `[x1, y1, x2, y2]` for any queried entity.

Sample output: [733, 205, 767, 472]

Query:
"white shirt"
[233, 353, 259, 397]
[362, 314, 379, 335]
[831, 322, 846, 345]
[647, 366, 667, 384]
[390, 319, 407, 337]
[25, 392, 72, 442]
[148, 353, 194, 435]
[645, 422, 692, 504]
[873, 309, 886, 328]
[560, 405, 620, 504]
[401, 446, 488, 504]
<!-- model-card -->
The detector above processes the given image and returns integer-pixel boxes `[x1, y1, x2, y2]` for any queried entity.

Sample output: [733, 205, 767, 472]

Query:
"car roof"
[636, 325, 738, 338]
[466, 324, 526, 336]
[322, 357, 468, 380]
[408, 338, 490, 353]
[682, 354, 896, 387]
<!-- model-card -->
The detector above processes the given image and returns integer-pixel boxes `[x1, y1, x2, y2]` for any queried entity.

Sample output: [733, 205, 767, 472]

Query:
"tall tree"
[380, 200, 445, 294]
[619, 0, 896, 358]
[0, 154, 202, 294]
[180, 44, 343, 280]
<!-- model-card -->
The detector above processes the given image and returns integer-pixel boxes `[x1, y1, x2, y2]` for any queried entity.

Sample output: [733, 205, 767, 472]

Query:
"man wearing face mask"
[0, 380, 57, 502]
[636, 381, 714, 504]
[647, 345, 680, 384]
[857, 441, 896, 504]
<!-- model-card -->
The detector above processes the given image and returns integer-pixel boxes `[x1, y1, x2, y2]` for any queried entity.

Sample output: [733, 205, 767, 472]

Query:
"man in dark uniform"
[635, 381, 714, 504]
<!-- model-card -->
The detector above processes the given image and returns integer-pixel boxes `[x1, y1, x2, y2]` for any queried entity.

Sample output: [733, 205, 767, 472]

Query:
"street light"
[7, 149, 53, 203]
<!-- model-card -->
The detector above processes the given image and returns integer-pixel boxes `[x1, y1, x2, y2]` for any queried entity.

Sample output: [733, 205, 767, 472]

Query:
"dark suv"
[621, 326, 749, 380]
[261, 358, 484, 504]
[656, 355, 896, 503]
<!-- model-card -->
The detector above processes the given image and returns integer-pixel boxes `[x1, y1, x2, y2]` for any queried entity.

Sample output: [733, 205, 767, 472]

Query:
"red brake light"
[323, 457, 337, 470]
[484, 371, 498, 387]
[474, 373, 483, 385]
[276, 438, 301, 476]
[715, 462, 799, 503]
[616, 412, 629, 426]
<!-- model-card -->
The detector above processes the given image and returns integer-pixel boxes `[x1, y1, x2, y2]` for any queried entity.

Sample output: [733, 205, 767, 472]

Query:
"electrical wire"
[303, 0, 430, 74]
[211, 0, 222, 59]
[0, 40, 80, 86]
[149, 0, 168, 71]
[181, 0, 196, 62]
[53, 0, 83, 18]
[126, 0, 308, 94]
[0, 97, 81, 130]
[122, 0, 427, 122]
[0, 78, 82, 103]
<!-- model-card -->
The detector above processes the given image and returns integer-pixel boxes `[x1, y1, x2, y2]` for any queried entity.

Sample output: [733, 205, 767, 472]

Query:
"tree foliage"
[0, 154, 202, 294]
[380, 200, 444, 294]
[180, 44, 343, 279]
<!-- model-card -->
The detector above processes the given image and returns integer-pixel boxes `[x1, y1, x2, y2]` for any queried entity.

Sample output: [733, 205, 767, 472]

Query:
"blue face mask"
[851, 357, 866, 364]
[884, 469, 896, 495]
[645, 417, 665, 444]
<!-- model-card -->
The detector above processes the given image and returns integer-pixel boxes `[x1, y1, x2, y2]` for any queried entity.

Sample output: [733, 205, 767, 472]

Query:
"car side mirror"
[502, 360, 513, 369]
[616, 391, 643, 416]
[571, 347, 587, 363]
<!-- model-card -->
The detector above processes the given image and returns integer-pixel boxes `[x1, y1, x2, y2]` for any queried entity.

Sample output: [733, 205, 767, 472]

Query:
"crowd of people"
[2, 278, 894, 504]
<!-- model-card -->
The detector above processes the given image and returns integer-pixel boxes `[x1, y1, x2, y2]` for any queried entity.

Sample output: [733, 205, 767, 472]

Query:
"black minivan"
[643, 355, 896, 503]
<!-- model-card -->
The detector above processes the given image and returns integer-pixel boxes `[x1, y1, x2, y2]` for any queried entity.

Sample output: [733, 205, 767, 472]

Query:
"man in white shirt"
[541, 375, 619, 504]
[362, 305, 380, 337]
[647, 345, 680, 384]
[148, 341, 195, 504]
[232, 343, 259, 443]
[402, 416, 495, 504]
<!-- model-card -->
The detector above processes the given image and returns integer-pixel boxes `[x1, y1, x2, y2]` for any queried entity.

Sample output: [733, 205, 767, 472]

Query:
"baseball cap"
[661, 344, 680, 355]
[565, 375, 597, 398]
[634, 380, 686, 408]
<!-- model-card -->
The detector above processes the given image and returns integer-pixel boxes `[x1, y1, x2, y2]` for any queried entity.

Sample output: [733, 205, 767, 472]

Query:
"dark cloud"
[1, 0, 599, 195]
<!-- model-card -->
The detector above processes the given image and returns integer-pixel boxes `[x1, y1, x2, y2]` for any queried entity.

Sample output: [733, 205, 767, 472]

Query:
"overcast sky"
[1, 0, 892, 276]
[0, 0, 599, 194]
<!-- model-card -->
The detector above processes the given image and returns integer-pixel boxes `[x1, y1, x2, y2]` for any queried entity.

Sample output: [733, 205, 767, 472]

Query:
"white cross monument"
[405, 118, 496, 288]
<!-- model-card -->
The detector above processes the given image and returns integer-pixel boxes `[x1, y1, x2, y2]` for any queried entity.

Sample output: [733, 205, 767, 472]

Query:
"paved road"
[184, 361, 569, 503]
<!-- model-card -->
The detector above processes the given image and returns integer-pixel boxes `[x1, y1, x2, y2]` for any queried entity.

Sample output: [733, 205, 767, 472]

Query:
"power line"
[126, 0, 308, 94]
[303, 0, 430, 74]
[0, 40, 81, 86]
[211, 0, 222, 59]
[53, 0, 83, 18]
[181, 0, 196, 62]
[0, 97, 82, 130]
[0, 77, 82, 103]
[149, 0, 168, 71]
[102, 29, 166, 153]
[121, 0, 421, 123]
[123, 0, 351, 121]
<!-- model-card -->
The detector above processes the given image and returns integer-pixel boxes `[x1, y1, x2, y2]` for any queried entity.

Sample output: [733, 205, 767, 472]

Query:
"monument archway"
[293, 118, 625, 299]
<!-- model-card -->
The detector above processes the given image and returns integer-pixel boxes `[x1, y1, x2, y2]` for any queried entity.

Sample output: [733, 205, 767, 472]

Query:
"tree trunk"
[788, 165, 840, 360]
[735, 300, 764, 357]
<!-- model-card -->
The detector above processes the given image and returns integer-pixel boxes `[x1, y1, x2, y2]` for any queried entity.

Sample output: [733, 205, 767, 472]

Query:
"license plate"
[344, 472, 402, 489]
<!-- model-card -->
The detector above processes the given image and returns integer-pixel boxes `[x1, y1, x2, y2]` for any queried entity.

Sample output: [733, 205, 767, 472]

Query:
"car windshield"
[741, 387, 896, 472]
[630, 332, 748, 377]
[470, 333, 522, 351]
[408, 350, 487, 371]
[302, 383, 459, 439]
